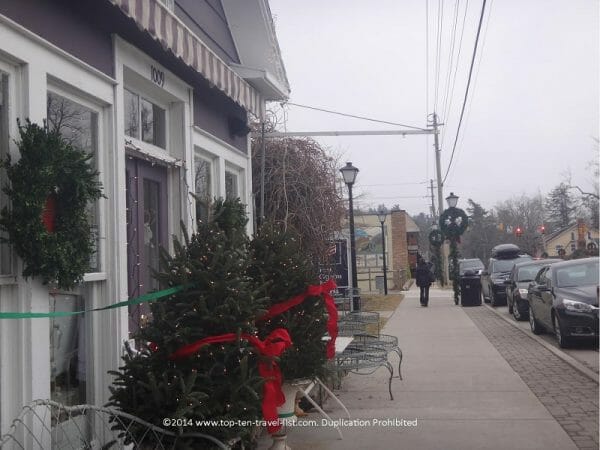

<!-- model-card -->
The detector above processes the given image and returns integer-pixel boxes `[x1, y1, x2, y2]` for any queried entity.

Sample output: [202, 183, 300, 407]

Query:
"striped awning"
[110, 0, 263, 118]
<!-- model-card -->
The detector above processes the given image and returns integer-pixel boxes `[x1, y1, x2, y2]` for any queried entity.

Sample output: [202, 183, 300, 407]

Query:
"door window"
[126, 158, 168, 333]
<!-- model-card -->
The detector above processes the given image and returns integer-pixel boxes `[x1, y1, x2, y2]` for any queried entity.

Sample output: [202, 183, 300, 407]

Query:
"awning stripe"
[109, 0, 263, 117]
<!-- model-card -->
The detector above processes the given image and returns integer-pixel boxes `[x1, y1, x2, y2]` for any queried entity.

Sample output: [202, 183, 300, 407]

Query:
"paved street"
[487, 303, 599, 376]
[464, 305, 599, 450]
[258, 284, 597, 449]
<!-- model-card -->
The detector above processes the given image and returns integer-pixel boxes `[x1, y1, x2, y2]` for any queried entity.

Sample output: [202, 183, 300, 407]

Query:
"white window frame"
[0, 61, 20, 283]
[123, 84, 170, 154]
[193, 148, 218, 220]
[225, 162, 245, 201]
[46, 81, 108, 280]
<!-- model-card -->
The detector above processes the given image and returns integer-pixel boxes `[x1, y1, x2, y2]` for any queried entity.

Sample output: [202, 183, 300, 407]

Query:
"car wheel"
[554, 315, 571, 348]
[529, 307, 543, 335]
[513, 302, 526, 321]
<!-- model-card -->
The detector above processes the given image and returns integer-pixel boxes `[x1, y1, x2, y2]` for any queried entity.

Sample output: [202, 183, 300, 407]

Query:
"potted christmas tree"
[109, 199, 277, 448]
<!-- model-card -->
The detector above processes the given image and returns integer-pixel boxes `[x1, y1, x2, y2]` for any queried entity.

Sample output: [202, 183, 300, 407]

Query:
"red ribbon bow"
[258, 279, 338, 359]
[169, 328, 292, 433]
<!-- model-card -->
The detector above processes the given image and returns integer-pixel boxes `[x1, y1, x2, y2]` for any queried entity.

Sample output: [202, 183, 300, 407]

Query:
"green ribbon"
[0, 285, 189, 319]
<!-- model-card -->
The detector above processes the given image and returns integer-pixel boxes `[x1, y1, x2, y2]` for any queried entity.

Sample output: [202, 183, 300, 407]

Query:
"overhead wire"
[447, 0, 494, 185]
[433, 0, 444, 114]
[440, 0, 461, 126]
[441, 0, 470, 147]
[425, 0, 430, 180]
[281, 102, 428, 130]
[442, 0, 488, 184]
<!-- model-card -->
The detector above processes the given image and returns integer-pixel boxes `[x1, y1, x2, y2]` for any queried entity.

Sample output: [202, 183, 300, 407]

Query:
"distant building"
[342, 210, 420, 292]
[543, 219, 599, 257]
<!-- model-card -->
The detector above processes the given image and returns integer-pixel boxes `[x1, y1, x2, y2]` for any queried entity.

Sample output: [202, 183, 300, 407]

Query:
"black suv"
[481, 244, 531, 306]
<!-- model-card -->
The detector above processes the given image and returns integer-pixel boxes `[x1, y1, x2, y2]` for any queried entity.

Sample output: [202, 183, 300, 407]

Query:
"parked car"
[505, 259, 562, 321]
[482, 244, 532, 306]
[528, 257, 599, 348]
[459, 258, 484, 276]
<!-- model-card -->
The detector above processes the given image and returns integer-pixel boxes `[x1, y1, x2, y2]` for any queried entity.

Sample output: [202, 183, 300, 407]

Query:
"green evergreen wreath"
[0, 120, 103, 289]
[439, 207, 468, 239]
[428, 229, 444, 247]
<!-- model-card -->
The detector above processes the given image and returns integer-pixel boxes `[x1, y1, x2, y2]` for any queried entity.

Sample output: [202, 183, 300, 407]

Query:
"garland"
[0, 121, 103, 289]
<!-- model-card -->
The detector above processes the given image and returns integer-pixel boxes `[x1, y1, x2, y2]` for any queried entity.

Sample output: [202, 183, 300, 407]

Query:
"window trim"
[46, 83, 107, 279]
[123, 86, 169, 151]
[224, 163, 244, 201]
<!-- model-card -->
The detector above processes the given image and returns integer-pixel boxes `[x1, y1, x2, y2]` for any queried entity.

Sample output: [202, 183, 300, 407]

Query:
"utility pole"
[431, 113, 448, 285]
[429, 179, 437, 218]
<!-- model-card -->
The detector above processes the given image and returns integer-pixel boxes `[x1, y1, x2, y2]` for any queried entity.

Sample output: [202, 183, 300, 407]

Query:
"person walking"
[416, 258, 433, 306]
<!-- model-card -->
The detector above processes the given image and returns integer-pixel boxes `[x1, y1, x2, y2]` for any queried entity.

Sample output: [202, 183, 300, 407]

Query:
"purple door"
[126, 157, 168, 333]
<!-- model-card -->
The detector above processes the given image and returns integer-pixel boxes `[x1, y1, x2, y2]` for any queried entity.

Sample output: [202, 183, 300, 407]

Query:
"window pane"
[50, 294, 86, 406]
[124, 89, 139, 139]
[47, 92, 101, 271]
[225, 171, 238, 200]
[143, 179, 160, 292]
[0, 73, 11, 275]
[141, 98, 165, 148]
[194, 157, 211, 223]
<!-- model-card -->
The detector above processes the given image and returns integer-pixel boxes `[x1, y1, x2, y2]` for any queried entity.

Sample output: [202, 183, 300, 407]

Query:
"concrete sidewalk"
[258, 285, 579, 450]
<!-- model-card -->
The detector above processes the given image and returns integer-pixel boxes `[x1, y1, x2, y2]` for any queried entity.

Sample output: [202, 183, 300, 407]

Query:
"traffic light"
[515, 226, 523, 238]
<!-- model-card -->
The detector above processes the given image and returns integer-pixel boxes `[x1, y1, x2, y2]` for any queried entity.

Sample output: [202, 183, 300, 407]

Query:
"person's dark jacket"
[416, 262, 432, 288]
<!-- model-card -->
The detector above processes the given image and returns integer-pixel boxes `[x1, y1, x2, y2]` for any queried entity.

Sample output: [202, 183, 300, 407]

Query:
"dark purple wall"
[193, 88, 248, 153]
[175, 0, 240, 64]
[0, 0, 113, 76]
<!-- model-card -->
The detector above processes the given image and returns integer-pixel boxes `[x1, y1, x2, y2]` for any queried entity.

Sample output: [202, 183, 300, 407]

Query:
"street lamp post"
[340, 162, 360, 311]
[439, 192, 468, 304]
[377, 207, 388, 295]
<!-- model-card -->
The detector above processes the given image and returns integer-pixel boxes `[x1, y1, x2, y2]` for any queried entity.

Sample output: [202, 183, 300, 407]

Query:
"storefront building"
[0, 0, 289, 433]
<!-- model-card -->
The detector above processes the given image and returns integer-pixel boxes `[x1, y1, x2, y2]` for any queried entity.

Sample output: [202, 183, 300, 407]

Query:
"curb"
[483, 303, 599, 384]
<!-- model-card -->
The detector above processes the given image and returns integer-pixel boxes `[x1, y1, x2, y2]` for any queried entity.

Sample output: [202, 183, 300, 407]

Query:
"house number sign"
[150, 65, 165, 87]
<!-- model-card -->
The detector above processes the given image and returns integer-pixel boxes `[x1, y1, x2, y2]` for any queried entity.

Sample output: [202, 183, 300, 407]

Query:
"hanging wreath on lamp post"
[0, 120, 104, 290]
[439, 207, 468, 241]
[439, 199, 469, 304]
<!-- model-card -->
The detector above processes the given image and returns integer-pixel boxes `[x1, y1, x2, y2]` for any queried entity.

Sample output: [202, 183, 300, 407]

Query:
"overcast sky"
[268, 0, 599, 217]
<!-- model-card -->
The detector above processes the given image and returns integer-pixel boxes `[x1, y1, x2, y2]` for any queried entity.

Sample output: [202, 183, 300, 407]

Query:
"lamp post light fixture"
[445, 192, 459, 208]
[377, 207, 388, 295]
[440, 192, 468, 304]
[340, 162, 360, 311]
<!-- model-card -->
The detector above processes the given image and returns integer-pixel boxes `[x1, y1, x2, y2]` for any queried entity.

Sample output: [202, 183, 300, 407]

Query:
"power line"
[282, 102, 428, 131]
[440, 0, 461, 126]
[361, 181, 429, 187]
[441, 0, 470, 147]
[433, 0, 444, 113]
[448, 0, 494, 185]
[442, 0, 488, 184]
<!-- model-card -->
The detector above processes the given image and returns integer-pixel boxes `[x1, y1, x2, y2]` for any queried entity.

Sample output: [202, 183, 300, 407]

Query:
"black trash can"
[460, 270, 482, 306]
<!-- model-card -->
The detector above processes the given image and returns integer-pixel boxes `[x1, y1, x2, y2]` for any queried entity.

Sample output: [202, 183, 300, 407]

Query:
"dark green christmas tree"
[249, 226, 328, 380]
[109, 199, 267, 449]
